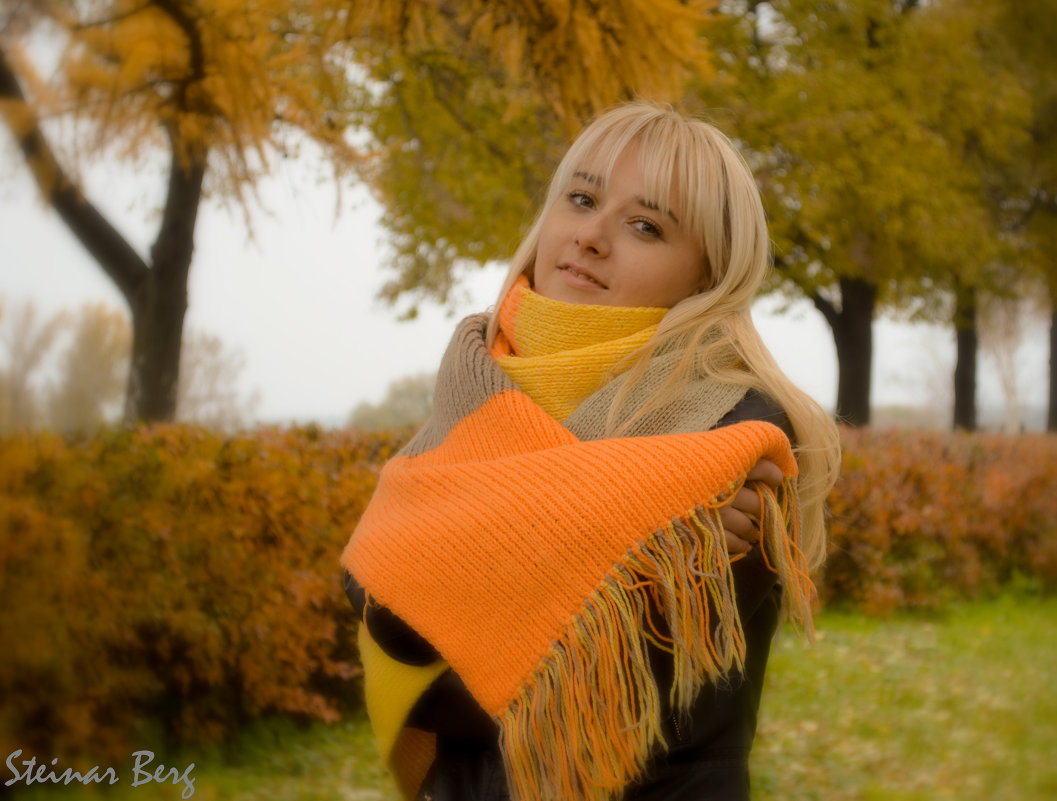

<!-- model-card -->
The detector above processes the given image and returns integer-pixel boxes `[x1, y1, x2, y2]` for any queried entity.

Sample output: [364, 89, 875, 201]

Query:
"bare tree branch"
[0, 45, 148, 305]
[811, 291, 840, 331]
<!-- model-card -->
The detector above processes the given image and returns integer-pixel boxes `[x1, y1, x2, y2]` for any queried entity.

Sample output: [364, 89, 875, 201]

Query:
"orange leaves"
[0, 424, 409, 762]
[9, 1, 361, 196]
[823, 428, 1057, 616]
[346, 0, 717, 128]
[2, 423, 1052, 762]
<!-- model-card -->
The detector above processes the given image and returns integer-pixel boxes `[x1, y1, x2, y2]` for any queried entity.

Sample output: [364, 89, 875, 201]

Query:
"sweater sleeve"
[715, 388, 796, 445]
[716, 388, 797, 616]
[344, 570, 441, 666]
[344, 569, 498, 739]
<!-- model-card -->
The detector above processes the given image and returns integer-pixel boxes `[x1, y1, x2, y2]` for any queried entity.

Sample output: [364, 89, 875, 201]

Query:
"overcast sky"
[1, 142, 1047, 428]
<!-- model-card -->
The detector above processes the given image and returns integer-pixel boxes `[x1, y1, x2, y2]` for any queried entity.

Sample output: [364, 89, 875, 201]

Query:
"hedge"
[825, 427, 1057, 615]
[1, 425, 1054, 761]
[0, 424, 410, 763]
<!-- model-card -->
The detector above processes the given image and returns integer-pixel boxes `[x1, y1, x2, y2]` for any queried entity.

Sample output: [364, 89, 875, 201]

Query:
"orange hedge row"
[1, 425, 1054, 760]
[824, 427, 1057, 615]
[0, 424, 411, 762]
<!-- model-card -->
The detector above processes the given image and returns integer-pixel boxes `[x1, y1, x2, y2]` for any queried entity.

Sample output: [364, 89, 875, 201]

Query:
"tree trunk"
[1049, 305, 1057, 432]
[2, 47, 208, 424]
[813, 276, 876, 427]
[123, 148, 206, 422]
[952, 284, 978, 431]
[124, 262, 191, 423]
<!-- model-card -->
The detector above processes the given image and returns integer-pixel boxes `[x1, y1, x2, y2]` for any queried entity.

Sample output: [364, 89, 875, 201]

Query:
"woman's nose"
[574, 214, 610, 257]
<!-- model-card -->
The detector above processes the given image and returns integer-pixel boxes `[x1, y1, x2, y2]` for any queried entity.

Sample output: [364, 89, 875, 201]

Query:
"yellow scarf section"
[359, 277, 672, 799]
[491, 276, 669, 420]
[357, 629, 448, 798]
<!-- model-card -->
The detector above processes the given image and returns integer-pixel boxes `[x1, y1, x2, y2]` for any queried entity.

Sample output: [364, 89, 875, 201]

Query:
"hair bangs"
[635, 119, 713, 252]
[549, 119, 638, 204]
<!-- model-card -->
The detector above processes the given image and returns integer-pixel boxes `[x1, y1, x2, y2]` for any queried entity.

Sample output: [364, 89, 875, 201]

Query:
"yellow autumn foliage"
[5, 0, 718, 198]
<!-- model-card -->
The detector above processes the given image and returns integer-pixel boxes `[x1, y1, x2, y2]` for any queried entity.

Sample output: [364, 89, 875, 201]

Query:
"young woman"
[343, 101, 841, 801]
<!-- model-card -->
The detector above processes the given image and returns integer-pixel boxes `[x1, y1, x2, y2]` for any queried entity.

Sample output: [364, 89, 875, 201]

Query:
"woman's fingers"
[721, 460, 782, 554]
[720, 502, 759, 553]
[725, 530, 752, 554]
[729, 486, 763, 519]
[745, 458, 782, 487]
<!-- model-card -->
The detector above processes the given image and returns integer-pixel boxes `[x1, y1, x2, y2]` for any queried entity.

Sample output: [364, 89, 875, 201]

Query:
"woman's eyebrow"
[637, 196, 680, 224]
[571, 170, 680, 224]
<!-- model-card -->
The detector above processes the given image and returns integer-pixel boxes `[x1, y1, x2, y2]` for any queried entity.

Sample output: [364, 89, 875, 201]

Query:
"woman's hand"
[720, 458, 783, 555]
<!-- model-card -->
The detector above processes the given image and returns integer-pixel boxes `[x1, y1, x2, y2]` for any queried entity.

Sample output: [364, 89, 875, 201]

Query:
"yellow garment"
[492, 277, 668, 420]
[357, 628, 448, 797]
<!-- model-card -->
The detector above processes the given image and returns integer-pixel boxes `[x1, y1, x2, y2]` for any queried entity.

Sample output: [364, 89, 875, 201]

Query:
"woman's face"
[533, 144, 706, 308]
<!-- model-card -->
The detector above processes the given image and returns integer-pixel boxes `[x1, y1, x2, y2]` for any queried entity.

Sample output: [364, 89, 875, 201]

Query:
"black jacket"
[345, 389, 794, 801]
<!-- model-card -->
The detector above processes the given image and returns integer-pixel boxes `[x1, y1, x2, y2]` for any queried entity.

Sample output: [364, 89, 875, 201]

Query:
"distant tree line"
[347, 372, 435, 431]
[0, 298, 257, 434]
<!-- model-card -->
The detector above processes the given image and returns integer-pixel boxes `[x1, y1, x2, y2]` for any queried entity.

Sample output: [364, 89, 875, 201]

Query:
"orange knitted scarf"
[342, 295, 815, 801]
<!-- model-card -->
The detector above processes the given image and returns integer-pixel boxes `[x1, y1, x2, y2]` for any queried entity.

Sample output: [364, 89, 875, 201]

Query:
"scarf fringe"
[496, 477, 813, 801]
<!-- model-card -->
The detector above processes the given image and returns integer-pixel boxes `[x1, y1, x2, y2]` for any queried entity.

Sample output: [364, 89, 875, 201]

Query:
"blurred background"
[1, 2, 1055, 800]
[1, 0, 1054, 435]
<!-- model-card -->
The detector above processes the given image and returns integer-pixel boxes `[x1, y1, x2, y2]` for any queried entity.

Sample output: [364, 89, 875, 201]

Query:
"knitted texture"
[493, 276, 751, 439]
[492, 276, 668, 420]
[342, 305, 815, 801]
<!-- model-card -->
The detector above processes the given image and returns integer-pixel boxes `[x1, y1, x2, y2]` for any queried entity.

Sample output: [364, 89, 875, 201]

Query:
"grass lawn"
[9, 595, 1056, 800]
[751, 594, 1057, 800]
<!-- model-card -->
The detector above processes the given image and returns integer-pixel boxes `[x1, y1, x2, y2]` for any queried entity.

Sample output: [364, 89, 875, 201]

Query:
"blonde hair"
[486, 101, 841, 570]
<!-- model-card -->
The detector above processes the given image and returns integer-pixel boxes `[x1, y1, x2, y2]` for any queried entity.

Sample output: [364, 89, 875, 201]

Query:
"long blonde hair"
[486, 102, 841, 570]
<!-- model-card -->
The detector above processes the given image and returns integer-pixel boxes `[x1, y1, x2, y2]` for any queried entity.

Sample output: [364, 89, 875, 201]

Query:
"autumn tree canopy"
[1, 0, 356, 422]
[1, 0, 717, 421]
[692, 0, 1030, 426]
[344, 0, 1051, 426]
[5, 0, 1052, 428]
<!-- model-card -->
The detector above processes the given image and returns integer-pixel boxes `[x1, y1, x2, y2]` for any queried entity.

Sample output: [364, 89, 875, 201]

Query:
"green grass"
[6, 715, 397, 801]
[10, 596, 1056, 800]
[752, 594, 1057, 800]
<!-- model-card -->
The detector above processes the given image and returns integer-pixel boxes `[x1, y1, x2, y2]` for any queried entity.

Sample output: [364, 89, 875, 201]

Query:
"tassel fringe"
[496, 476, 814, 801]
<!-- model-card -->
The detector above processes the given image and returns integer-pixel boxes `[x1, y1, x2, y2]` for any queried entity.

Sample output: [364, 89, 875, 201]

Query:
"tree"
[0, 296, 258, 432]
[177, 329, 259, 431]
[0, 1, 355, 422]
[1, 0, 717, 420]
[910, 0, 1033, 431]
[0, 299, 68, 433]
[48, 302, 131, 432]
[984, 0, 1057, 431]
[697, 0, 1026, 427]
[979, 293, 1042, 433]
[347, 371, 435, 430]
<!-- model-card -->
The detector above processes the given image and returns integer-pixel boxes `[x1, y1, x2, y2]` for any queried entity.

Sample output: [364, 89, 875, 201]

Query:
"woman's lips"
[559, 265, 607, 289]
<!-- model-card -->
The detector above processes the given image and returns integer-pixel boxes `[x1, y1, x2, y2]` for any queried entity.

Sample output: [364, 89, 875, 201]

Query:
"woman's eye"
[632, 218, 663, 238]
[567, 190, 595, 209]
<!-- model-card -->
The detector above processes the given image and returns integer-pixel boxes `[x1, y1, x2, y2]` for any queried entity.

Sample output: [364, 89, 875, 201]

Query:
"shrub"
[822, 428, 1057, 615]
[0, 424, 411, 762]
[1, 424, 1054, 761]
